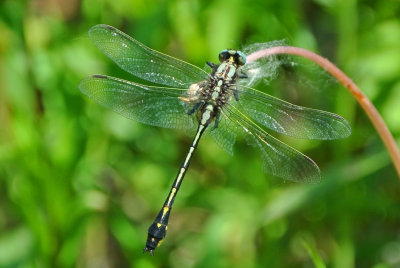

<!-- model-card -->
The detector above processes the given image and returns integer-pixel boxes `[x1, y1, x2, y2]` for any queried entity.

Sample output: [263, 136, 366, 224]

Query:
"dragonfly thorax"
[182, 50, 246, 113]
[184, 51, 246, 127]
[193, 62, 235, 111]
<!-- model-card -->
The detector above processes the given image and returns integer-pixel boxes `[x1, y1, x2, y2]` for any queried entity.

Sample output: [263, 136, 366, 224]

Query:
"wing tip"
[78, 78, 89, 95]
[329, 119, 352, 140]
[79, 74, 110, 95]
[78, 75, 98, 91]
[88, 24, 118, 37]
[274, 154, 322, 184]
[332, 114, 352, 139]
[343, 120, 352, 137]
[303, 155, 322, 184]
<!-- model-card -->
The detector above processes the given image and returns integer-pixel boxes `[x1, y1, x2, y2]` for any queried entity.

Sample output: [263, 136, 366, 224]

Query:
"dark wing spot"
[92, 74, 108, 79]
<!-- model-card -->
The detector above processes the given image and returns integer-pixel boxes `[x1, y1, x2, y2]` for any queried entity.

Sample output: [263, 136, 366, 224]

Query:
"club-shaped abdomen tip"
[143, 221, 168, 255]
[143, 236, 164, 255]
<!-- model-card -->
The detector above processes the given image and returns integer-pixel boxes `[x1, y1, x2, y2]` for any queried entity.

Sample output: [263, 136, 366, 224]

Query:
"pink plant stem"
[247, 46, 400, 180]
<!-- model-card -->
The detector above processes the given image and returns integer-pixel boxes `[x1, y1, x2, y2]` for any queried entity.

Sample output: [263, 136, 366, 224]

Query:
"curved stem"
[247, 46, 400, 180]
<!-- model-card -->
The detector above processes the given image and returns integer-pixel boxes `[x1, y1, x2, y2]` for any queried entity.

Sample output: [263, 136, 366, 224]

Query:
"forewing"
[88, 24, 208, 88]
[234, 85, 351, 140]
[223, 104, 321, 183]
[79, 75, 195, 129]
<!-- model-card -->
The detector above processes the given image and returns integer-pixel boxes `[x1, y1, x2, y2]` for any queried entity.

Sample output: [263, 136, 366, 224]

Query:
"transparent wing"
[208, 112, 240, 156]
[239, 40, 287, 87]
[233, 85, 351, 140]
[88, 24, 208, 88]
[79, 75, 195, 129]
[221, 104, 321, 183]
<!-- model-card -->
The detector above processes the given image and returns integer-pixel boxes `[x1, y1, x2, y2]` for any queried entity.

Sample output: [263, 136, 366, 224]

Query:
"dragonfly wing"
[88, 24, 209, 88]
[223, 104, 321, 183]
[207, 113, 240, 156]
[234, 85, 351, 140]
[79, 75, 195, 129]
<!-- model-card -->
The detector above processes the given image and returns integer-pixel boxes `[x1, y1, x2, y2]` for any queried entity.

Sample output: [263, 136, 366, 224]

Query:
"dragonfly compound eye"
[218, 50, 231, 62]
[235, 51, 246, 66]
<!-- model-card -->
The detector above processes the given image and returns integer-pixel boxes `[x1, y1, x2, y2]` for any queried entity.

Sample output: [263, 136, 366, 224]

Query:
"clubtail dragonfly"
[79, 24, 351, 254]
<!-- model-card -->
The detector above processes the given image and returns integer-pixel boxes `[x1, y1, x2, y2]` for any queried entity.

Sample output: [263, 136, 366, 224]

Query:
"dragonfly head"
[218, 49, 246, 66]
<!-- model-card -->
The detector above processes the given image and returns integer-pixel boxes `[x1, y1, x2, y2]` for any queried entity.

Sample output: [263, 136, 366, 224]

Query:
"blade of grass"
[302, 239, 326, 268]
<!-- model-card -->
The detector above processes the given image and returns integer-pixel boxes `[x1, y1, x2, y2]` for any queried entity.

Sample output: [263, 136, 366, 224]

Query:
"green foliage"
[302, 238, 326, 268]
[0, 0, 399, 267]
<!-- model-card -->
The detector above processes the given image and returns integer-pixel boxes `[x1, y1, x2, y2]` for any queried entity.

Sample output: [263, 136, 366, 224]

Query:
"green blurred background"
[1, 0, 400, 267]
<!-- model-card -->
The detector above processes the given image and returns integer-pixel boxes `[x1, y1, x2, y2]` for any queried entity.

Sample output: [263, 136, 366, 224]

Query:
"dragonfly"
[79, 24, 351, 254]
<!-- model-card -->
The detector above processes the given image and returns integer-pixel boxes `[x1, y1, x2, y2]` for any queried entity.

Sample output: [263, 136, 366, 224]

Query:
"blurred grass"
[302, 238, 326, 268]
[0, 0, 399, 267]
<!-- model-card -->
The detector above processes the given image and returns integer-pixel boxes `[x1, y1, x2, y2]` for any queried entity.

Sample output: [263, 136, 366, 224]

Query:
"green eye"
[236, 51, 246, 65]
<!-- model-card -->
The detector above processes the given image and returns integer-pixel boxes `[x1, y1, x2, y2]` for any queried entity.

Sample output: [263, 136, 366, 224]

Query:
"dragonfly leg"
[214, 108, 221, 129]
[188, 101, 204, 115]
[237, 70, 248, 78]
[233, 86, 239, 101]
[207, 61, 216, 68]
